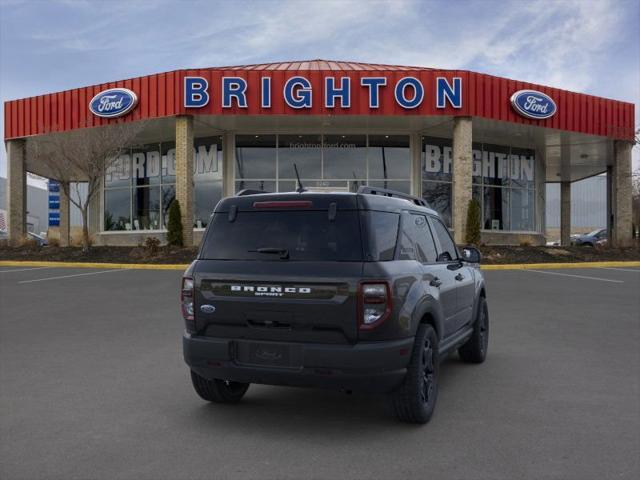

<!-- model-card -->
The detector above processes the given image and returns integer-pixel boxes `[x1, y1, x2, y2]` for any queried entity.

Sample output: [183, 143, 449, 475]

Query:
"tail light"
[181, 277, 195, 329]
[358, 281, 392, 330]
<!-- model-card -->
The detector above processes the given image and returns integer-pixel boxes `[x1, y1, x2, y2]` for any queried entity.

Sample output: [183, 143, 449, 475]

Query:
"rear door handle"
[455, 273, 464, 281]
[430, 277, 442, 287]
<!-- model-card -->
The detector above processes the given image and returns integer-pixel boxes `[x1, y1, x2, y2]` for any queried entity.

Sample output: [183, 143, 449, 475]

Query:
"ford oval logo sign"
[510, 90, 556, 120]
[89, 88, 138, 118]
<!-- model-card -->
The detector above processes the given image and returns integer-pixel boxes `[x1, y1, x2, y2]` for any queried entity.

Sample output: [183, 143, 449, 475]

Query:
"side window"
[429, 217, 458, 262]
[398, 223, 416, 260]
[411, 214, 438, 263]
[362, 211, 400, 261]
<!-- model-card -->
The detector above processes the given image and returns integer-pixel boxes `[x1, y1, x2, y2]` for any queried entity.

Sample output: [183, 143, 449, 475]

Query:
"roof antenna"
[293, 163, 307, 193]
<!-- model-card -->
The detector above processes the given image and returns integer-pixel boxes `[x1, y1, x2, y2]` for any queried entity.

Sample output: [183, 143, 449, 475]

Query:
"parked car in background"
[571, 229, 607, 247]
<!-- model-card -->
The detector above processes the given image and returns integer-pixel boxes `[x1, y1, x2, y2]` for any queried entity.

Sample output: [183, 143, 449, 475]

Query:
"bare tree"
[27, 122, 143, 251]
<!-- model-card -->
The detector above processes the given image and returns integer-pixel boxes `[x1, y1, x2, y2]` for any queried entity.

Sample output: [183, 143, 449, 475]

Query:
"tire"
[390, 324, 439, 424]
[190, 370, 249, 403]
[458, 296, 489, 363]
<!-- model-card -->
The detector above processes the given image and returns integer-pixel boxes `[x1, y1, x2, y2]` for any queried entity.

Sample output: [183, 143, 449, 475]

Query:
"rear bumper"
[183, 334, 414, 393]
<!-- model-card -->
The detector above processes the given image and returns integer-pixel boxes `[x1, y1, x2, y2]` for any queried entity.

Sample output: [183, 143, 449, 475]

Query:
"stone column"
[59, 182, 70, 247]
[6, 139, 27, 245]
[610, 141, 633, 247]
[452, 117, 473, 244]
[560, 181, 571, 246]
[175, 115, 194, 246]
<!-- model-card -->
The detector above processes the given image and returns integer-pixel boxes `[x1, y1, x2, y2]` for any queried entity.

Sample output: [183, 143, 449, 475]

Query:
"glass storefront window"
[509, 147, 535, 189]
[422, 136, 452, 183]
[369, 135, 410, 180]
[510, 188, 535, 231]
[322, 134, 366, 179]
[422, 181, 452, 227]
[484, 186, 509, 230]
[369, 180, 411, 194]
[161, 185, 175, 228]
[104, 188, 131, 231]
[278, 134, 322, 179]
[161, 142, 176, 184]
[482, 143, 510, 187]
[133, 186, 161, 230]
[235, 135, 277, 180]
[194, 137, 222, 183]
[423, 136, 537, 233]
[105, 153, 131, 188]
[132, 143, 161, 187]
[194, 180, 222, 229]
[235, 180, 277, 193]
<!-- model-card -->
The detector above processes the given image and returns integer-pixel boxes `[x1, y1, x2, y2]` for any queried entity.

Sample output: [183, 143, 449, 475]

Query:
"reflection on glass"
[162, 185, 175, 228]
[369, 135, 410, 180]
[104, 188, 131, 231]
[422, 181, 452, 227]
[161, 141, 176, 184]
[422, 137, 452, 182]
[132, 144, 161, 187]
[509, 147, 535, 188]
[194, 181, 222, 228]
[322, 135, 366, 179]
[484, 187, 509, 230]
[194, 136, 222, 183]
[482, 143, 510, 187]
[133, 186, 161, 230]
[235, 180, 276, 193]
[235, 135, 277, 180]
[105, 153, 131, 188]
[510, 189, 534, 231]
[278, 134, 322, 179]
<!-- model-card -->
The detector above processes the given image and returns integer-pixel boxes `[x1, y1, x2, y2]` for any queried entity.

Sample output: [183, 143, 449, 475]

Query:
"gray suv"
[182, 187, 488, 423]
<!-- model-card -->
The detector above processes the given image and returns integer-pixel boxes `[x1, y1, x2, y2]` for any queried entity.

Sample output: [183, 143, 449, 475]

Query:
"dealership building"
[4, 60, 636, 246]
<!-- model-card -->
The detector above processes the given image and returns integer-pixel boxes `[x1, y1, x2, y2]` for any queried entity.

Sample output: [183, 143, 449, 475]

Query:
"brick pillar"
[560, 181, 571, 246]
[452, 117, 473, 244]
[610, 141, 633, 247]
[59, 182, 70, 247]
[175, 115, 194, 246]
[6, 139, 27, 245]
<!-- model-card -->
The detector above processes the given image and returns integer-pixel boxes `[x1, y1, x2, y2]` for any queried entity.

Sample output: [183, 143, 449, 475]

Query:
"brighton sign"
[510, 89, 557, 120]
[183, 76, 464, 110]
[89, 88, 138, 118]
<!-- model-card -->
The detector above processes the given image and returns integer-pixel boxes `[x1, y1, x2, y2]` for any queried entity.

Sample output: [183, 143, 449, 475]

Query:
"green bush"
[465, 198, 481, 245]
[166, 200, 183, 247]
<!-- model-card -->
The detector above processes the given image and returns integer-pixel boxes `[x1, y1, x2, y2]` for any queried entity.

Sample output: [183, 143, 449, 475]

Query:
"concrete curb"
[480, 261, 640, 270]
[1, 260, 639, 271]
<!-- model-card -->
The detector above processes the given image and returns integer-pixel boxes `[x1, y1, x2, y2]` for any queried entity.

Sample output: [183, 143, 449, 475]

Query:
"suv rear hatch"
[193, 194, 364, 344]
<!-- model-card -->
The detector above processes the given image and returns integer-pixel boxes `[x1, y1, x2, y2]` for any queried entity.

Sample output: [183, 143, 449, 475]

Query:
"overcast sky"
[1, 0, 638, 181]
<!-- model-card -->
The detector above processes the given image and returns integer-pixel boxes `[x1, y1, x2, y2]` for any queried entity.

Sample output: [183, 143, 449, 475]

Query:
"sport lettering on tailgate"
[203, 281, 340, 300]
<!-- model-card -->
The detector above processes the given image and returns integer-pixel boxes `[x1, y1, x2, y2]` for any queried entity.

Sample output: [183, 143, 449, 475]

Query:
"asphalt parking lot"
[1, 265, 639, 480]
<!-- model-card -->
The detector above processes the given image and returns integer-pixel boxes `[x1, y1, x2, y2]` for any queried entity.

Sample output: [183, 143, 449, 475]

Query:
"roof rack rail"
[235, 189, 270, 196]
[357, 186, 429, 208]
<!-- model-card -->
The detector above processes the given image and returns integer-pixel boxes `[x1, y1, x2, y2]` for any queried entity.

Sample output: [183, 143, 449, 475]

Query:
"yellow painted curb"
[1, 259, 639, 271]
[481, 261, 640, 270]
[0, 260, 189, 270]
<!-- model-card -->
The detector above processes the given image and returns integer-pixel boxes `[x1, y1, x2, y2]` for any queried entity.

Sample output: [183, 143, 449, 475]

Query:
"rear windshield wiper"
[248, 247, 290, 260]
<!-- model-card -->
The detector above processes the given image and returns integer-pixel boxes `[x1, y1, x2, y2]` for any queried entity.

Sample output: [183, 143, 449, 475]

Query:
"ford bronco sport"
[182, 186, 488, 423]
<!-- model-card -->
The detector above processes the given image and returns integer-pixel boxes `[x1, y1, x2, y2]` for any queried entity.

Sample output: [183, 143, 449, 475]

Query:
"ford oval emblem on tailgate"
[200, 304, 216, 314]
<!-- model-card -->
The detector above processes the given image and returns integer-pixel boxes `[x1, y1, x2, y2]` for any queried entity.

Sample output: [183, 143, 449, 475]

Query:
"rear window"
[201, 211, 363, 261]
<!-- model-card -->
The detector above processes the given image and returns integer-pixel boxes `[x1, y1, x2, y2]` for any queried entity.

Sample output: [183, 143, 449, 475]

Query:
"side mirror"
[461, 246, 481, 264]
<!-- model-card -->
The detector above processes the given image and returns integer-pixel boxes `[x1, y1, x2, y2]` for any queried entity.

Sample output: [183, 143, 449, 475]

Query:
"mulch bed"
[1, 244, 638, 265]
